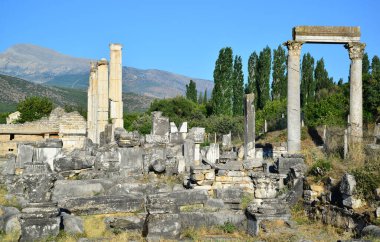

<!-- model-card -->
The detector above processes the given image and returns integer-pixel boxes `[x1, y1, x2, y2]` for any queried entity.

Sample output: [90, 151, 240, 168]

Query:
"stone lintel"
[293, 26, 361, 43]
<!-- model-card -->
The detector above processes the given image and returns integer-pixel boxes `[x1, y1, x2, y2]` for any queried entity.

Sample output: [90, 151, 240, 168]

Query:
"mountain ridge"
[0, 44, 213, 98]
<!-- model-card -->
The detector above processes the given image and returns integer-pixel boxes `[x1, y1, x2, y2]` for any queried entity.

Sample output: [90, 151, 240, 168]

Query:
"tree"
[363, 55, 380, 120]
[301, 53, 315, 107]
[271, 45, 287, 100]
[197, 92, 203, 104]
[17, 96, 53, 123]
[185, 80, 197, 102]
[247, 52, 259, 101]
[203, 89, 207, 104]
[232, 55, 244, 116]
[256, 46, 271, 109]
[211, 47, 233, 116]
[315, 58, 333, 94]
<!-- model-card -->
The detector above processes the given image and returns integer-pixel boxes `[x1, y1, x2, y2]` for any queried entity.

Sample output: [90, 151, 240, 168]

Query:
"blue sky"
[0, 0, 379, 83]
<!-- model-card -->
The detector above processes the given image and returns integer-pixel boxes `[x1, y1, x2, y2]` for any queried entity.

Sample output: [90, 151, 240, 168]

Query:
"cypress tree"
[315, 58, 332, 93]
[256, 46, 271, 109]
[247, 52, 259, 102]
[301, 53, 315, 107]
[271, 45, 287, 100]
[185, 80, 197, 102]
[203, 89, 207, 104]
[211, 47, 233, 115]
[232, 55, 244, 116]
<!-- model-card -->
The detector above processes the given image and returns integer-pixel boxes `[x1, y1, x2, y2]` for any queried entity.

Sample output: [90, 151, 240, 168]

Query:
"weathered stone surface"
[23, 173, 56, 203]
[179, 122, 188, 133]
[215, 188, 243, 204]
[188, 127, 205, 144]
[342, 195, 362, 209]
[340, 173, 357, 196]
[105, 213, 146, 232]
[0, 206, 20, 235]
[293, 26, 361, 43]
[147, 214, 181, 240]
[5, 214, 20, 235]
[2, 155, 16, 175]
[150, 158, 166, 173]
[145, 134, 169, 144]
[147, 190, 208, 214]
[58, 195, 145, 215]
[20, 217, 60, 242]
[33, 147, 62, 171]
[361, 225, 380, 238]
[16, 144, 34, 168]
[61, 212, 84, 235]
[276, 155, 305, 174]
[253, 177, 277, 199]
[52, 180, 107, 201]
[119, 147, 143, 173]
[376, 207, 380, 218]
[179, 211, 246, 230]
[54, 154, 94, 172]
[94, 151, 120, 172]
[205, 199, 225, 210]
[115, 130, 141, 147]
[244, 93, 255, 160]
[222, 133, 232, 151]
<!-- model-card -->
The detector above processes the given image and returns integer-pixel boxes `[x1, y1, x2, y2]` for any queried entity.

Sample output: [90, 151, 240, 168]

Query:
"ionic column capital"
[345, 42, 366, 60]
[283, 40, 303, 57]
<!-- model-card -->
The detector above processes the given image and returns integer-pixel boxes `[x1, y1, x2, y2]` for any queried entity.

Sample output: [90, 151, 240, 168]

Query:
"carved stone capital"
[283, 40, 303, 57]
[345, 42, 366, 60]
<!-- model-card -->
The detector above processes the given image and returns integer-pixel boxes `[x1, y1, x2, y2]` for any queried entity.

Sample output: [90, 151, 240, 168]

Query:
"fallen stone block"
[58, 195, 145, 215]
[105, 213, 147, 233]
[61, 212, 84, 235]
[146, 214, 181, 240]
[52, 180, 106, 201]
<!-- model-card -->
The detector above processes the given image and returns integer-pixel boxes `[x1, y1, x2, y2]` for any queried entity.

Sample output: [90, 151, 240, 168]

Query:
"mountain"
[0, 74, 154, 113]
[0, 44, 213, 98]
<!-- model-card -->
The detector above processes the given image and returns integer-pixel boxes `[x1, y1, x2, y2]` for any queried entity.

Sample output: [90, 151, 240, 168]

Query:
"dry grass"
[181, 225, 252, 241]
[0, 231, 20, 242]
[80, 213, 144, 241]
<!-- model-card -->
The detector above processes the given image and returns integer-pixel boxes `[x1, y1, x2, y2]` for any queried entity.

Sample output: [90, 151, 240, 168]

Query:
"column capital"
[283, 40, 303, 57]
[345, 42, 366, 60]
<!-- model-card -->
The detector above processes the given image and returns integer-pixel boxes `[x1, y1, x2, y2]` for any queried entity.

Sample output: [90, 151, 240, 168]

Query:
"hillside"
[0, 44, 213, 98]
[0, 74, 154, 113]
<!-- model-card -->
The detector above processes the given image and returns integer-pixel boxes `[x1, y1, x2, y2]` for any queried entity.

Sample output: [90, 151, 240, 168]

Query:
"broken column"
[345, 42, 366, 142]
[244, 93, 255, 160]
[284, 40, 303, 153]
[96, 59, 109, 144]
[109, 43, 124, 129]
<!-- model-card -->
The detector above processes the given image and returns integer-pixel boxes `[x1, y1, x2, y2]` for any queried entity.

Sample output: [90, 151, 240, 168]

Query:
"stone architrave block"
[179, 122, 188, 133]
[152, 111, 170, 136]
[170, 122, 178, 133]
[276, 155, 305, 174]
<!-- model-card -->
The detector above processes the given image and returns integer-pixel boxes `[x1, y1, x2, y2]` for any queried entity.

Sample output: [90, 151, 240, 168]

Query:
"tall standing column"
[284, 40, 303, 153]
[96, 59, 109, 144]
[244, 93, 255, 160]
[345, 42, 366, 142]
[109, 43, 124, 129]
[87, 62, 97, 142]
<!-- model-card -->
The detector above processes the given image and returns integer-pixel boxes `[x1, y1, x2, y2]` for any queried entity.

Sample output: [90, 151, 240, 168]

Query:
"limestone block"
[147, 214, 181, 240]
[61, 212, 84, 235]
[179, 122, 188, 133]
[205, 143, 219, 164]
[145, 134, 169, 144]
[376, 207, 380, 218]
[33, 147, 62, 171]
[191, 173, 204, 181]
[222, 133, 232, 150]
[215, 188, 243, 204]
[193, 185, 212, 190]
[16, 144, 34, 168]
[170, 122, 178, 133]
[227, 171, 246, 177]
[105, 213, 146, 233]
[188, 127, 205, 143]
[58, 195, 145, 215]
[119, 147, 143, 172]
[179, 211, 246, 230]
[152, 112, 170, 136]
[340, 173, 357, 196]
[342, 195, 362, 209]
[255, 148, 264, 159]
[52, 180, 105, 201]
[215, 176, 233, 182]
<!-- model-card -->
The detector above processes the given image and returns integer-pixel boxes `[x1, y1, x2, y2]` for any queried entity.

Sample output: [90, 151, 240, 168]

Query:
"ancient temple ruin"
[284, 26, 365, 153]
[87, 44, 123, 144]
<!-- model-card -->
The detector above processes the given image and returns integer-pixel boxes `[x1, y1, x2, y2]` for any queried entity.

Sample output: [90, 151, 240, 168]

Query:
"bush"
[256, 99, 287, 133]
[129, 113, 152, 135]
[309, 159, 332, 177]
[219, 221, 236, 233]
[0, 113, 9, 124]
[304, 91, 348, 127]
[351, 159, 380, 201]
[17, 96, 53, 123]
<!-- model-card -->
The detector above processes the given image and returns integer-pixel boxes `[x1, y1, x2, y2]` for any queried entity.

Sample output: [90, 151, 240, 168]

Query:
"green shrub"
[309, 159, 332, 176]
[130, 113, 152, 134]
[219, 221, 236, 233]
[351, 159, 380, 201]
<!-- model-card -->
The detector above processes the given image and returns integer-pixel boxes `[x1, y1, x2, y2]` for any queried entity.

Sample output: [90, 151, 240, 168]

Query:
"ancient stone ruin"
[0, 27, 378, 241]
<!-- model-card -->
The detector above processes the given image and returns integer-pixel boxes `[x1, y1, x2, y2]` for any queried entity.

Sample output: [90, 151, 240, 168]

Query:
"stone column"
[96, 59, 109, 144]
[345, 42, 366, 141]
[244, 93, 255, 160]
[109, 43, 124, 129]
[87, 62, 97, 142]
[284, 41, 303, 153]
